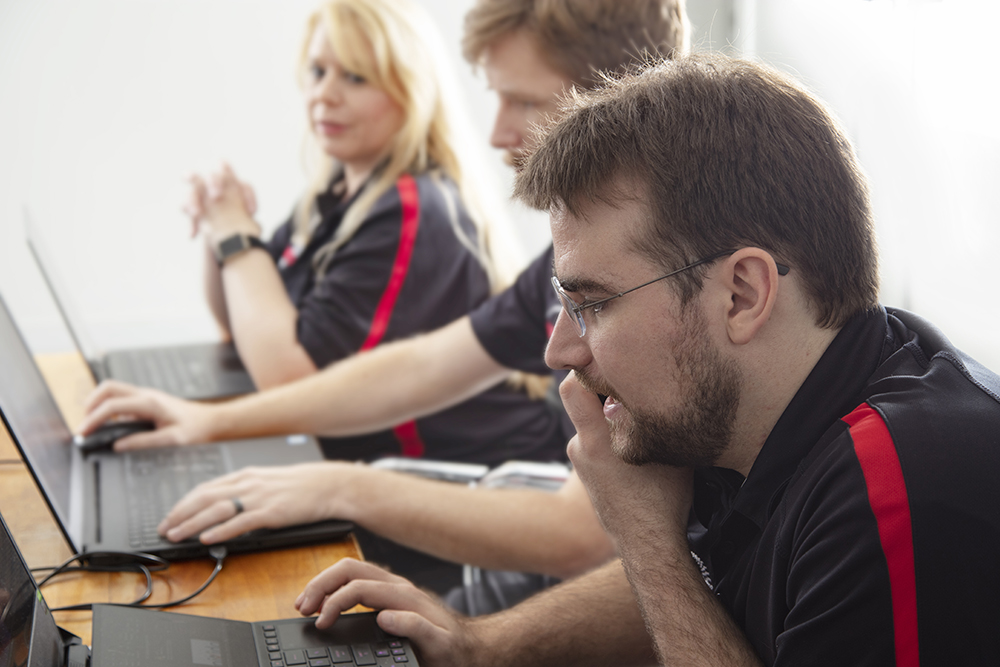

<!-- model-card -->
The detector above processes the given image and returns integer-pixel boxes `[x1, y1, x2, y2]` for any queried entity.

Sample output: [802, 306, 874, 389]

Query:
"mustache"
[572, 368, 615, 403]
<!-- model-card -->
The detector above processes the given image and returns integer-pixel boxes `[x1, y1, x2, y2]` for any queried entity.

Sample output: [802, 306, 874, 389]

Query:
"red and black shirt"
[267, 171, 565, 465]
[691, 307, 1000, 665]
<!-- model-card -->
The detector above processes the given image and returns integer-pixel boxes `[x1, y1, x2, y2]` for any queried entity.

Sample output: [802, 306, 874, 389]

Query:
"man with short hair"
[80, 0, 688, 592]
[292, 53, 1000, 666]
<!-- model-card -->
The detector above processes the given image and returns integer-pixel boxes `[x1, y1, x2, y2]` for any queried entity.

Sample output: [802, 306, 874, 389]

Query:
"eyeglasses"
[551, 250, 790, 337]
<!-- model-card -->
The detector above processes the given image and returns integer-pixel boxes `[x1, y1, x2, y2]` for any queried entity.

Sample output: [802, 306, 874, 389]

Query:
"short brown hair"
[462, 0, 689, 88]
[515, 54, 880, 329]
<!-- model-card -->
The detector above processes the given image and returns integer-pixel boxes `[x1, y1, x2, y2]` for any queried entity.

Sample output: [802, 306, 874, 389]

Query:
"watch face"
[218, 234, 248, 258]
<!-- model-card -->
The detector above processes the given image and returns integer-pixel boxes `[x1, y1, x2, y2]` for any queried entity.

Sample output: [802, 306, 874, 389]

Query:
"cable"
[139, 546, 227, 609]
[36, 551, 168, 587]
[43, 547, 227, 612]
[50, 565, 154, 612]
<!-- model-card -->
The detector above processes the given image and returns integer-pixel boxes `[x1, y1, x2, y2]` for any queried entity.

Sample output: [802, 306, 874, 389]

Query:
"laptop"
[0, 292, 352, 562]
[25, 209, 256, 400]
[0, 509, 420, 667]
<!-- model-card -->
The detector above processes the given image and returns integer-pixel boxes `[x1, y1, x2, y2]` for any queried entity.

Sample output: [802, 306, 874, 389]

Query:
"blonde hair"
[295, 0, 522, 292]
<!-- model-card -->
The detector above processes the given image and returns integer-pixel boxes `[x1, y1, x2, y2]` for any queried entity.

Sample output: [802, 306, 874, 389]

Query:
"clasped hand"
[183, 162, 262, 245]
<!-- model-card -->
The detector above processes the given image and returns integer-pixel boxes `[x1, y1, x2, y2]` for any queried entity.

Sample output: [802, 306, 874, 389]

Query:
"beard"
[575, 309, 743, 468]
[503, 149, 529, 171]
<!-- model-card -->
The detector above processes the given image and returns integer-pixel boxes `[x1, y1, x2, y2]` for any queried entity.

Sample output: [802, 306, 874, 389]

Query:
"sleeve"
[293, 184, 413, 368]
[468, 246, 555, 375]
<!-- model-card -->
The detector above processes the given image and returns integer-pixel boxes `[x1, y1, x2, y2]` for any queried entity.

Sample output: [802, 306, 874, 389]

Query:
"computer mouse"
[73, 420, 157, 454]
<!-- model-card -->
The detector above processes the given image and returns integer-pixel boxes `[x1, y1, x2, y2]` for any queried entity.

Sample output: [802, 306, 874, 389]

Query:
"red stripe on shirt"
[360, 173, 420, 351]
[843, 403, 919, 667]
[357, 174, 425, 457]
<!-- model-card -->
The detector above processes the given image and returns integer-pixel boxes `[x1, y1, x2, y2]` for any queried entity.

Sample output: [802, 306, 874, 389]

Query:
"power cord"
[40, 546, 228, 611]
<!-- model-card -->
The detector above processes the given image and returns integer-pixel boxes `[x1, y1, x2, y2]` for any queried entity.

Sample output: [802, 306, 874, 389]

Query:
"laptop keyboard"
[261, 623, 417, 666]
[124, 448, 225, 548]
[117, 347, 212, 397]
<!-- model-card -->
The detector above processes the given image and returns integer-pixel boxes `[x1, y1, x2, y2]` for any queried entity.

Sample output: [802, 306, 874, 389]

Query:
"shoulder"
[363, 171, 463, 223]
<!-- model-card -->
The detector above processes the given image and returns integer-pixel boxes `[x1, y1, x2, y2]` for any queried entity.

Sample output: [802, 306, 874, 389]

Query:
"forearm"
[466, 560, 657, 667]
[206, 317, 510, 441]
[615, 525, 762, 666]
[338, 469, 614, 579]
[220, 249, 318, 388]
[203, 241, 232, 339]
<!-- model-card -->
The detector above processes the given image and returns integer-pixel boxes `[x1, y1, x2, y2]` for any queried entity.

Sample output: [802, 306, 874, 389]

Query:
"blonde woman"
[186, 0, 562, 465]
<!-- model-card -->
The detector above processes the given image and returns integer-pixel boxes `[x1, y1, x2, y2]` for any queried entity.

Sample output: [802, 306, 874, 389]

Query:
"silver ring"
[231, 497, 244, 515]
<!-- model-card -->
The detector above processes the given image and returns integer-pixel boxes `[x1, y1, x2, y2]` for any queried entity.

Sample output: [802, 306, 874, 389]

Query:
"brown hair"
[515, 54, 880, 329]
[462, 0, 689, 87]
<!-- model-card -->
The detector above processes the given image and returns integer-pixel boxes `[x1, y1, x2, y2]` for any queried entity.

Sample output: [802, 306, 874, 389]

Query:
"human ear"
[722, 248, 780, 345]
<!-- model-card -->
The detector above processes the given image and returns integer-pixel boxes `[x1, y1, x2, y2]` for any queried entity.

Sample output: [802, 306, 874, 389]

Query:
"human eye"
[308, 63, 325, 82]
[344, 70, 366, 84]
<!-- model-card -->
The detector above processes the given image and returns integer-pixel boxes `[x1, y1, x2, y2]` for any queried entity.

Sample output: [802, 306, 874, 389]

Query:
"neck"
[342, 164, 373, 200]
[723, 322, 841, 477]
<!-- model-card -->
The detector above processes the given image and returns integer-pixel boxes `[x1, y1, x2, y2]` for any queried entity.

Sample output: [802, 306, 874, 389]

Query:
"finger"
[297, 559, 406, 615]
[112, 427, 185, 451]
[313, 579, 441, 631]
[78, 395, 164, 436]
[241, 182, 258, 216]
[81, 379, 141, 416]
[162, 497, 246, 543]
[559, 371, 609, 434]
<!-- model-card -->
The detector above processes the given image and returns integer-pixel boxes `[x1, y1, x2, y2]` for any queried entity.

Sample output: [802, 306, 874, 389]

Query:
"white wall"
[0, 0, 547, 355]
[736, 0, 1000, 371]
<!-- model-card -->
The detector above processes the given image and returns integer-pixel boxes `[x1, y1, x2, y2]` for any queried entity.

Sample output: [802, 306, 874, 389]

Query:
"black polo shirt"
[691, 307, 1000, 665]
[469, 246, 576, 443]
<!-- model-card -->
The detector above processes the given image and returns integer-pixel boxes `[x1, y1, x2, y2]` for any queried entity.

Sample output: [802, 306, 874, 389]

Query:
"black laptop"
[0, 509, 419, 667]
[0, 293, 352, 562]
[25, 209, 256, 400]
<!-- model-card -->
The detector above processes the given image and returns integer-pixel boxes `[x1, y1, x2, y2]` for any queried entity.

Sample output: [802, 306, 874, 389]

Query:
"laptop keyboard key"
[329, 646, 353, 663]
[283, 649, 307, 665]
[351, 644, 376, 666]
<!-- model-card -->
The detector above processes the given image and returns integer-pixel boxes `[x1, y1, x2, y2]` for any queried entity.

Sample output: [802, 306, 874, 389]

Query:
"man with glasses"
[291, 54, 1000, 666]
[79, 0, 689, 601]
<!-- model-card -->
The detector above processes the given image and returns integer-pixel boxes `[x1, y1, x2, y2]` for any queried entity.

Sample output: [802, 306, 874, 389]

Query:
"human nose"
[489, 103, 521, 150]
[545, 307, 593, 371]
[310, 72, 342, 106]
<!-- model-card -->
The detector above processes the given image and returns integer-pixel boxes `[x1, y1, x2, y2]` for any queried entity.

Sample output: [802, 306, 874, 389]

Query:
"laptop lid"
[24, 208, 106, 369]
[0, 293, 352, 561]
[0, 511, 73, 667]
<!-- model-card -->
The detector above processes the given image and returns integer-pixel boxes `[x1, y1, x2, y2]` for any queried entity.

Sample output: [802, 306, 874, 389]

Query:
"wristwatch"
[215, 233, 266, 266]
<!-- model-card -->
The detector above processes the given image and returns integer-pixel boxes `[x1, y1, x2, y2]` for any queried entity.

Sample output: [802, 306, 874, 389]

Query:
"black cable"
[36, 551, 169, 587]
[139, 546, 227, 609]
[44, 546, 228, 612]
[50, 565, 154, 612]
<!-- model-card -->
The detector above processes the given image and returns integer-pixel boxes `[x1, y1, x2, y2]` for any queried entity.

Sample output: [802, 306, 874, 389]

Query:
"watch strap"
[215, 234, 266, 266]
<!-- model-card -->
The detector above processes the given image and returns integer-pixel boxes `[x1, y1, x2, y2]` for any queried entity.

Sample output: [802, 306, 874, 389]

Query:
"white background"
[1, 0, 997, 371]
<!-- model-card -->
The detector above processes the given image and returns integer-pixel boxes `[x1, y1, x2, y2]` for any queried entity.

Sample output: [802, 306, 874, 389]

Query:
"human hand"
[183, 168, 258, 239]
[559, 371, 693, 542]
[296, 559, 479, 667]
[157, 461, 356, 543]
[77, 380, 216, 451]
[183, 163, 261, 244]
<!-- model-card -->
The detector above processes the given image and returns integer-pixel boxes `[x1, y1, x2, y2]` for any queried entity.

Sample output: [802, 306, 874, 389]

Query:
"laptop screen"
[0, 512, 64, 667]
[0, 296, 75, 544]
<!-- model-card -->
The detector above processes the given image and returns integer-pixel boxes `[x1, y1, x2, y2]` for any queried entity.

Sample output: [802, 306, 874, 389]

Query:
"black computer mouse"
[73, 420, 156, 454]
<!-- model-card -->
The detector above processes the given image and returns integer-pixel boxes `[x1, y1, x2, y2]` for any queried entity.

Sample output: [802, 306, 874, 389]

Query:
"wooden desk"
[0, 352, 361, 645]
